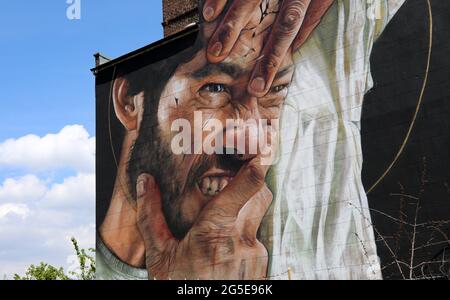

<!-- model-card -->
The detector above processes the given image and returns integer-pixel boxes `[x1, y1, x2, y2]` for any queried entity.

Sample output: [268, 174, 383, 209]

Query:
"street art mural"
[94, 0, 450, 280]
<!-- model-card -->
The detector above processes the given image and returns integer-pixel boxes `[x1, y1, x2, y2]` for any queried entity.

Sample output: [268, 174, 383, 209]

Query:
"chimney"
[162, 0, 199, 37]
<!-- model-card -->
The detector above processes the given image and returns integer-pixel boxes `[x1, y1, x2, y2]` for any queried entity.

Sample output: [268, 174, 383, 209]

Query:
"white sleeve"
[374, 0, 407, 40]
[284, 0, 407, 120]
[389, 0, 406, 21]
[266, 0, 407, 280]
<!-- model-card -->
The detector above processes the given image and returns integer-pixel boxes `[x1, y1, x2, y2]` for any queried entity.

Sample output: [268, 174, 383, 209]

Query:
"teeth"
[201, 177, 211, 195]
[219, 178, 229, 191]
[199, 177, 231, 196]
[209, 178, 219, 196]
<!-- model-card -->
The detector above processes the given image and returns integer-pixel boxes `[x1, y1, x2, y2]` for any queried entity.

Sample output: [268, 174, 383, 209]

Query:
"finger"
[292, 0, 334, 50]
[248, 0, 311, 97]
[198, 155, 269, 224]
[202, 0, 228, 22]
[238, 185, 273, 241]
[136, 174, 175, 254]
[207, 0, 262, 63]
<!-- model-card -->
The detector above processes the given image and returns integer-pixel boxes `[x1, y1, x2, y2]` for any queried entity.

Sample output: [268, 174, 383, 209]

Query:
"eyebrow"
[273, 64, 295, 80]
[190, 62, 245, 79]
[189, 62, 295, 82]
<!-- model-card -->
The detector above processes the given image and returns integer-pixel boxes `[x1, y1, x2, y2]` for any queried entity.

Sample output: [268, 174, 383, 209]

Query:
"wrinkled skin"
[134, 0, 333, 279]
[203, 0, 334, 96]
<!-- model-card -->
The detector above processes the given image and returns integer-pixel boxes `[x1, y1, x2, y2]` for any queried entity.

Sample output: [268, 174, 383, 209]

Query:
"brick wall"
[162, 0, 199, 36]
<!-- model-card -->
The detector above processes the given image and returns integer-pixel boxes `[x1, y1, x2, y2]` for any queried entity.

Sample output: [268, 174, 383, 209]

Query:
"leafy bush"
[13, 237, 95, 280]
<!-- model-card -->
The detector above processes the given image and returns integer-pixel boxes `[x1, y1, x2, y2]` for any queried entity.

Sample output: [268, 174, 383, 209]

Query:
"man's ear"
[113, 77, 144, 131]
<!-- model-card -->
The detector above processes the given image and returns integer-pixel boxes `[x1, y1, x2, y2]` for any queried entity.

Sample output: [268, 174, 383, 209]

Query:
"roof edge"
[91, 24, 199, 76]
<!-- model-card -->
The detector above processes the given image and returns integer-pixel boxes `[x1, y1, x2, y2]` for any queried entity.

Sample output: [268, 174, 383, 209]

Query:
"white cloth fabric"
[264, 0, 406, 280]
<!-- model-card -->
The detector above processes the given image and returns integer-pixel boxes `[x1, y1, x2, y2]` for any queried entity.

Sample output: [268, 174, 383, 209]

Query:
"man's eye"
[200, 83, 229, 94]
[271, 84, 289, 93]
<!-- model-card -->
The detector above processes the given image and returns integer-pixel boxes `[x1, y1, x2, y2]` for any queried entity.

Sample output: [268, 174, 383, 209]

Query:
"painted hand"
[202, 0, 334, 97]
[135, 156, 273, 280]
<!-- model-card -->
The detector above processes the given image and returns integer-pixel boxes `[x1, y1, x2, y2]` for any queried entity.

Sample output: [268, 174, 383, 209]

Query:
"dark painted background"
[362, 0, 450, 279]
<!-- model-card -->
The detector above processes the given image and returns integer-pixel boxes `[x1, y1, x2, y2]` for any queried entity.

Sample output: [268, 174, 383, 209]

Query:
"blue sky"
[0, 0, 164, 277]
[0, 0, 163, 141]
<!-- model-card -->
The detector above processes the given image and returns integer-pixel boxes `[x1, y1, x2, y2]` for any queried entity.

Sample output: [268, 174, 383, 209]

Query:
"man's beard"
[128, 125, 190, 239]
[127, 124, 217, 239]
[128, 124, 246, 240]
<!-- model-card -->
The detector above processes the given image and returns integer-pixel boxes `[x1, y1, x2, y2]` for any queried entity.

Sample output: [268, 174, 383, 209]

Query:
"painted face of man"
[130, 0, 294, 239]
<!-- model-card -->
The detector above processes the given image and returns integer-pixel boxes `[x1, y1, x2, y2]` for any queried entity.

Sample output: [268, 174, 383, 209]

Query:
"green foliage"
[13, 262, 69, 280]
[69, 237, 96, 280]
[13, 237, 95, 280]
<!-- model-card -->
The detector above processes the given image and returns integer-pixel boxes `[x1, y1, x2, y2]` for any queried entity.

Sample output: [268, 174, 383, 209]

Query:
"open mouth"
[197, 168, 235, 197]
[196, 153, 251, 197]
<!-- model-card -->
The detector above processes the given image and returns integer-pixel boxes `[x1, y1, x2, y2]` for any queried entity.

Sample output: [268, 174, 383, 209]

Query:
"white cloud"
[42, 173, 95, 209]
[0, 203, 30, 220]
[0, 223, 95, 278]
[0, 175, 47, 204]
[0, 173, 95, 277]
[0, 125, 95, 173]
[0, 125, 96, 278]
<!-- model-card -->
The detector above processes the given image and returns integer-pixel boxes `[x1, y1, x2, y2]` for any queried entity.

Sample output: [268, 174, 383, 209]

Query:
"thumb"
[136, 174, 175, 255]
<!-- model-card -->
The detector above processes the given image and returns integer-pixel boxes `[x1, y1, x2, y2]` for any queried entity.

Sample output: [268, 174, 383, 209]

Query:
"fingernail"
[203, 6, 214, 21]
[209, 41, 223, 57]
[250, 77, 266, 93]
[137, 176, 148, 197]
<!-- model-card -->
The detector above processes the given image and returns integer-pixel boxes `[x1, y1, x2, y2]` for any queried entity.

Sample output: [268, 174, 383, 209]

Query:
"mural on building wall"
[95, 0, 449, 280]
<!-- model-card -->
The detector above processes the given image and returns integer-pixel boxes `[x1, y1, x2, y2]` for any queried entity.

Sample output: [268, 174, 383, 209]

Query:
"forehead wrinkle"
[190, 62, 246, 80]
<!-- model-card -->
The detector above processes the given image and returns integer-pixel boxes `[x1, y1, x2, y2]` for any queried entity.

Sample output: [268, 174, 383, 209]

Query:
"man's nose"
[223, 94, 262, 159]
[233, 94, 261, 121]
